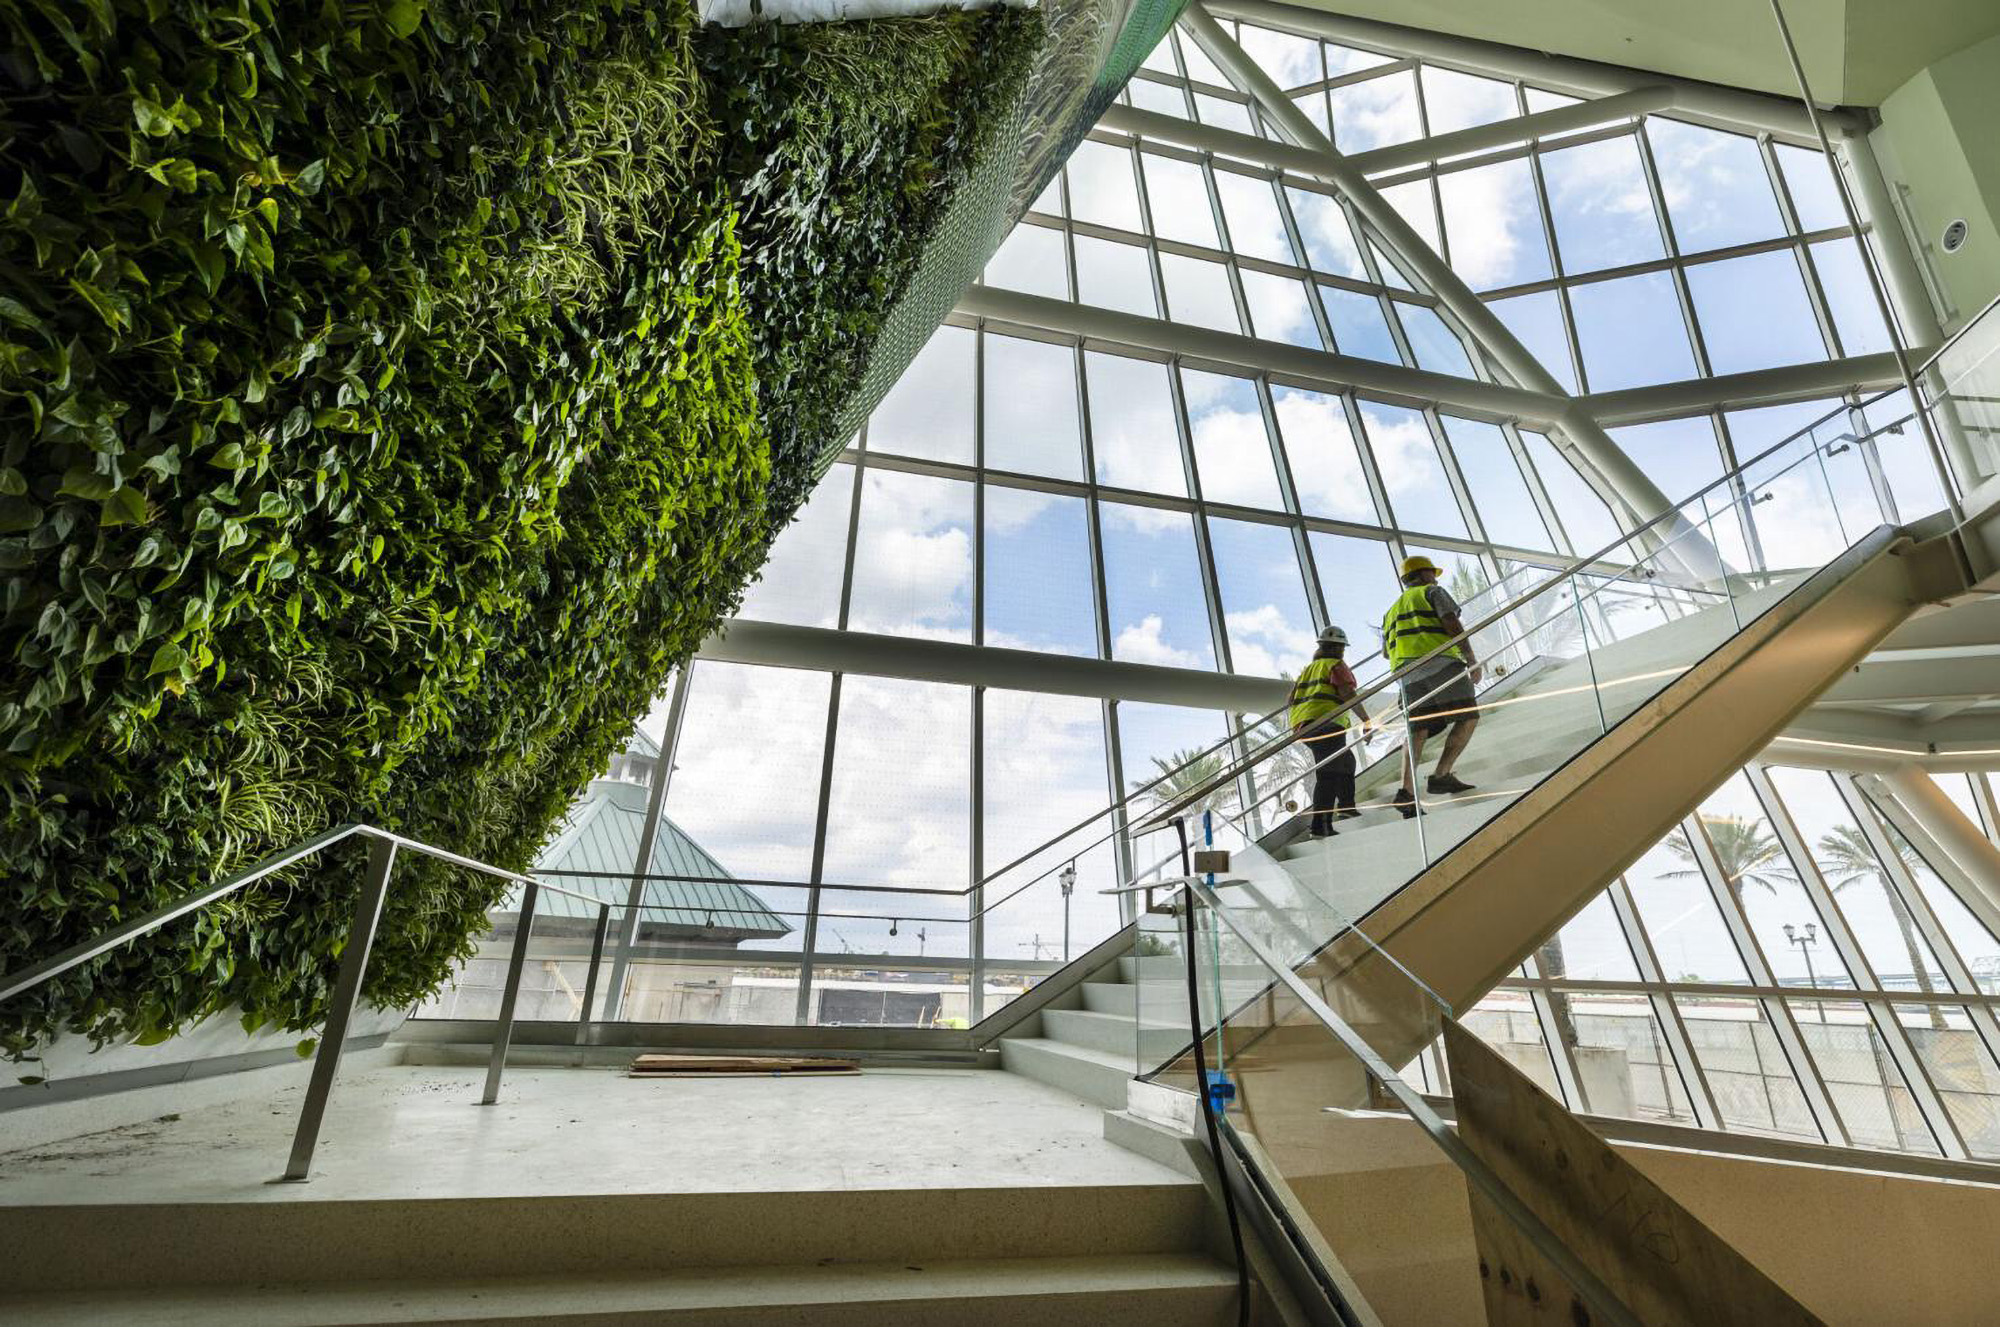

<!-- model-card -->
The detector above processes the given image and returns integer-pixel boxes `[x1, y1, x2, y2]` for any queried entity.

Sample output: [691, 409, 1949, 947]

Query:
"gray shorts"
[1401, 662, 1475, 738]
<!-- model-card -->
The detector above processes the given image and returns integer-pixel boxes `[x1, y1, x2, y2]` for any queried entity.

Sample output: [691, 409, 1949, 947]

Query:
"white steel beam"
[956, 284, 1571, 424]
[1201, 0, 1855, 142]
[1580, 353, 1909, 426]
[1880, 763, 2000, 912]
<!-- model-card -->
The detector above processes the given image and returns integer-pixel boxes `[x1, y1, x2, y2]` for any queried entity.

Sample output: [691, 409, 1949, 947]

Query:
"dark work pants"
[1304, 729, 1356, 835]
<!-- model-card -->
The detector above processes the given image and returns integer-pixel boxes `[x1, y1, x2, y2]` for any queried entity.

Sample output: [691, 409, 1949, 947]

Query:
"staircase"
[998, 953, 1272, 1111]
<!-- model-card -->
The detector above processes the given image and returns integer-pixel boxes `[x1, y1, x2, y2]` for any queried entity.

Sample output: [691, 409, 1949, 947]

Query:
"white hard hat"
[1318, 625, 1349, 645]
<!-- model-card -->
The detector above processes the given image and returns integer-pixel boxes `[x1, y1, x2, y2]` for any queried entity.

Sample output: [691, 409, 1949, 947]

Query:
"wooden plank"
[627, 1054, 860, 1076]
[1444, 1019, 1823, 1327]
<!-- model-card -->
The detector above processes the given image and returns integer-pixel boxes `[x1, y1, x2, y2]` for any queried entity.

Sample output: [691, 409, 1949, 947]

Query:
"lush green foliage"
[0, 0, 1043, 1057]
[0, 0, 767, 1054]
[698, 9, 1043, 513]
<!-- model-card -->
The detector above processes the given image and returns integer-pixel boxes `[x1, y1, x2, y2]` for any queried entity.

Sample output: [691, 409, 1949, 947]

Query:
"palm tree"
[1665, 815, 1793, 898]
[1814, 824, 1948, 1029]
[1134, 747, 1239, 820]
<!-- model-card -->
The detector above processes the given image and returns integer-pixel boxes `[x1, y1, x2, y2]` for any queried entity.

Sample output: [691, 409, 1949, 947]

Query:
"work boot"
[1392, 788, 1417, 819]
[1334, 809, 1363, 821]
[1427, 773, 1476, 795]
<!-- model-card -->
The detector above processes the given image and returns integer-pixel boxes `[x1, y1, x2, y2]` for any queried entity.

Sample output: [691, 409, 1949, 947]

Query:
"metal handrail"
[1187, 876, 1645, 1327]
[1134, 381, 1913, 831]
[0, 822, 604, 1182]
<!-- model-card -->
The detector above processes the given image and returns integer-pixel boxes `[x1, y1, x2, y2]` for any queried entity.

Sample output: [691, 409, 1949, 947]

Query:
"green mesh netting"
[822, 0, 1188, 478]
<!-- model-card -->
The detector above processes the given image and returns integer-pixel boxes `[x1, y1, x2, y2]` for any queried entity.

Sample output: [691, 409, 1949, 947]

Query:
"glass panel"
[1193, 92, 1256, 136]
[1287, 187, 1367, 279]
[1489, 290, 1578, 391]
[1127, 76, 1189, 119]
[1465, 989, 1564, 1097]
[1141, 153, 1219, 247]
[1858, 388, 1949, 520]
[1183, 369, 1283, 509]
[1521, 430, 1624, 555]
[1141, 31, 1177, 75]
[1625, 830, 1752, 983]
[1328, 68, 1422, 152]
[1213, 171, 1297, 265]
[1791, 999, 1941, 1154]
[1273, 385, 1380, 524]
[1776, 143, 1845, 231]
[1437, 158, 1553, 290]
[738, 462, 852, 628]
[1380, 178, 1441, 251]
[1699, 773, 1856, 989]
[1237, 22, 1322, 87]
[983, 334, 1082, 480]
[1558, 992, 1700, 1124]
[1100, 501, 1216, 670]
[1360, 401, 1468, 538]
[1685, 250, 1827, 374]
[1808, 237, 1893, 356]
[1609, 416, 1725, 505]
[820, 676, 970, 886]
[1239, 269, 1323, 349]
[1286, 89, 1332, 141]
[979, 688, 1115, 1007]
[1029, 175, 1062, 218]
[1074, 234, 1159, 318]
[1396, 303, 1476, 378]
[1542, 891, 1641, 980]
[1208, 516, 1316, 677]
[868, 324, 974, 465]
[1178, 31, 1228, 86]
[1319, 285, 1400, 362]
[1766, 767, 1954, 996]
[1324, 42, 1394, 78]
[1421, 66, 1518, 134]
[1118, 700, 1232, 872]
[1646, 118, 1785, 253]
[1067, 140, 1144, 231]
[665, 662, 831, 882]
[1159, 252, 1241, 332]
[983, 486, 1097, 657]
[1307, 530, 1397, 653]
[1895, 1003, 2000, 1159]
[846, 469, 975, 641]
[1441, 416, 1554, 550]
[1085, 352, 1186, 496]
[1542, 135, 1665, 273]
[1568, 272, 1697, 391]
[1881, 816, 2000, 996]
[983, 222, 1068, 300]
[1674, 994, 1821, 1140]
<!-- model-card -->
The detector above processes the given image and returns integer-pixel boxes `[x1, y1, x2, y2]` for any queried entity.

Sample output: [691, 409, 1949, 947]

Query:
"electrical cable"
[1174, 815, 1250, 1327]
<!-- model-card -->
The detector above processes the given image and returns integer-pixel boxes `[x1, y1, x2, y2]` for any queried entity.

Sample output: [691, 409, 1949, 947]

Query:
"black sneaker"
[1427, 773, 1476, 794]
[1309, 826, 1340, 839]
[1334, 809, 1363, 821]
[1392, 789, 1417, 820]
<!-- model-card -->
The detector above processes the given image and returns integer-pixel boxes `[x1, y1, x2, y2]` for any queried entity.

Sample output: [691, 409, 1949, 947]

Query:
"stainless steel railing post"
[282, 833, 399, 1182]
[482, 880, 539, 1105]
[575, 901, 612, 1049]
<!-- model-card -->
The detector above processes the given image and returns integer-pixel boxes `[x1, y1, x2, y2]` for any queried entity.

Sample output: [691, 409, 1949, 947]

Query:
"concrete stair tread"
[998, 1036, 1137, 1111]
[0, 1253, 1240, 1325]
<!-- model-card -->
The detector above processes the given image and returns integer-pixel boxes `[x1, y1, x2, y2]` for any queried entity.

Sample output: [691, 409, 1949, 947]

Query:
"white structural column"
[1881, 763, 2000, 911]
[1177, 4, 1682, 541]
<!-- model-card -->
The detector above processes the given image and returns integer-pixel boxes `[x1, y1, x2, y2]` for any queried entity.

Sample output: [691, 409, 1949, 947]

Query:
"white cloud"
[1224, 602, 1316, 677]
[1275, 390, 1374, 521]
[1360, 409, 1442, 496]
[1188, 402, 1279, 507]
[1114, 614, 1204, 669]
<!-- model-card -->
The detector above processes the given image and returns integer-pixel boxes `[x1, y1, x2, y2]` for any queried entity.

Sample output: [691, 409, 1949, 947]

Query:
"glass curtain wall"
[414, 12, 1981, 1047]
[1415, 766, 2000, 1162]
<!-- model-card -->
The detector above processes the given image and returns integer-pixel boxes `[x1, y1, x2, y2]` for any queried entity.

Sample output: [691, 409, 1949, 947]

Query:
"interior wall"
[1871, 31, 2000, 332]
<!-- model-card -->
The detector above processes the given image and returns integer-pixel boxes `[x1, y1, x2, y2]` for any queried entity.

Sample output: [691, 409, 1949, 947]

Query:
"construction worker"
[1381, 555, 1481, 817]
[1288, 625, 1368, 837]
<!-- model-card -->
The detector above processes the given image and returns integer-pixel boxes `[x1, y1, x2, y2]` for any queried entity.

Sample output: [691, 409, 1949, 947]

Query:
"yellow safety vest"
[1381, 585, 1462, 670]
[1288, 657, 1352, 731]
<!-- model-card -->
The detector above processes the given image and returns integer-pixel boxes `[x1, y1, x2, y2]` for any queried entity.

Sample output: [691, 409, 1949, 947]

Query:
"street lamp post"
[1060, 859, 1077, 963]
[1784, 921, 1822, 1020]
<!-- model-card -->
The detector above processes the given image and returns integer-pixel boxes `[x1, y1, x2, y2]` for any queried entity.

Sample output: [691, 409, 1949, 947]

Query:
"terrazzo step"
[1044, 1008, 1185, 1060]
[1119, 956, 1271, 984]
[998, 1036, 1136, 1110]
[0, 1183, 1210, 1295]
[1082, 980, 1137, 1016]
[1, 1252, 1244, 1326]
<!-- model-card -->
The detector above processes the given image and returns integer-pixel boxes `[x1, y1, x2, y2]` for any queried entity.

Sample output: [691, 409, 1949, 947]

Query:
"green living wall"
[0, 0, 1041, 1056]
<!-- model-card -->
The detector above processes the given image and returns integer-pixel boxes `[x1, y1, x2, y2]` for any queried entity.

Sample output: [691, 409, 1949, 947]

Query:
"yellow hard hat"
[1399, 554, 1440, 578]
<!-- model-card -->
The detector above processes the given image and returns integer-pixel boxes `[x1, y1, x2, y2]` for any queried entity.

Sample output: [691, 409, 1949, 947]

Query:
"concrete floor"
[0, 1062, 1186, 1205]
